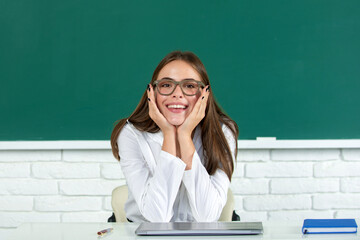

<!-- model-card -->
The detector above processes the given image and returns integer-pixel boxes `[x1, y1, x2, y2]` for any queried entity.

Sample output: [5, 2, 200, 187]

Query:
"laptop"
[135, 221, 263, 236]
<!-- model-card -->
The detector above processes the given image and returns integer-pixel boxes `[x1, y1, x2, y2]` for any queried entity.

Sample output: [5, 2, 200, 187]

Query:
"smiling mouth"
[167, 104, 187, 109]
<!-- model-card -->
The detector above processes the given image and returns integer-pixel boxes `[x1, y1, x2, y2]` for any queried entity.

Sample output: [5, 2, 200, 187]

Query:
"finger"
[196, 85, 210, 117]
[147, 84, 170, 125]
[147, 84, 156, 102]
[190, 86, 207, 117]
[147, 84, 158, 109]
[147, 84, 160, 117]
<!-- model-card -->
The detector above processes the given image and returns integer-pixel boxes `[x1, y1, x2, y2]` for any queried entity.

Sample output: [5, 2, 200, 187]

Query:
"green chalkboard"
[1, 0, 360, 140]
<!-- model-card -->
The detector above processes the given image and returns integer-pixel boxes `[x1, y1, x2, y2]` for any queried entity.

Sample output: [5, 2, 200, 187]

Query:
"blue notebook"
[302, 219, 358, 234]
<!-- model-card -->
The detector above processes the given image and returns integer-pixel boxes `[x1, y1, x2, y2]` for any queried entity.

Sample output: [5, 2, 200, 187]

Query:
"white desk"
[6, 221, 360, 240]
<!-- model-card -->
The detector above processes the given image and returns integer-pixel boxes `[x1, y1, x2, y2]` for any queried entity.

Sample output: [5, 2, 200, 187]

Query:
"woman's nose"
[172, 85, 184, 98]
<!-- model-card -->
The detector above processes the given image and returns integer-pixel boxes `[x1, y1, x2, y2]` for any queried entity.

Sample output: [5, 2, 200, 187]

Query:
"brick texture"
[268, 210, 334, 221]
[35, 196, 102, 211]
[314, 161, 360, 177]
[271, 178, 339, 194]
[59, 179, 125, 196]
[246, 162, 313, 178]
[0, 163, 30, 177]
[0, 150, 61, 162]
[0, 196, 33, 211]
[271, 149, 340, 161]
[0, 179, 58, 195]
[237, 150, 270, 162]
[341, 178, 360, 193]
[342, 149, 360, 161]
[313, 194, 360, 209]
[32, 162, 100, 179]
[0, 146, 359, 231]
[244, 195, 312, 211]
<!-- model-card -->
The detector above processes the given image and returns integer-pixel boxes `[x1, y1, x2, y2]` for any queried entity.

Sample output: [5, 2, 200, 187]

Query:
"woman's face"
[155, 60, 202, 126]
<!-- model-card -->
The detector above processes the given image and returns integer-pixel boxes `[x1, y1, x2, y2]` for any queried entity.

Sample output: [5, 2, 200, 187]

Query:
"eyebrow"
[160, 77, 197, 81]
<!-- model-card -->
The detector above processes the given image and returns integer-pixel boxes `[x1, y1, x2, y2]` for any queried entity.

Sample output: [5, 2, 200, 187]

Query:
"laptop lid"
[135, 222, 263, 236]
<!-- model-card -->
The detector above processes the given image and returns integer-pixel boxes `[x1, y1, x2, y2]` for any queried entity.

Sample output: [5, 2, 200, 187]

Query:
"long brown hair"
[110, 51, 238, 180]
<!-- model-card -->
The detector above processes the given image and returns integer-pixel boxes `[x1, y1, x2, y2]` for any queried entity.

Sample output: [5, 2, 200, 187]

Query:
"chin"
[168, 118, 185, 126]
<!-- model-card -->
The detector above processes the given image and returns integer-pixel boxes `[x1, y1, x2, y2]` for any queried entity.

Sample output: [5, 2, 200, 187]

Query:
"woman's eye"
[184, 84, 196, 89]
[161, 83, 172, 88]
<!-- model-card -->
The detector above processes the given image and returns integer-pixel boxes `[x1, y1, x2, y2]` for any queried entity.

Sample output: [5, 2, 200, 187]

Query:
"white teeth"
[168, 105, 186, 109]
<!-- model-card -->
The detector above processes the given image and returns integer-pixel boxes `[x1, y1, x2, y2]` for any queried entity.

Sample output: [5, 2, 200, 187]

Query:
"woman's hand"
[147, 84, 178, 157]
[177, 86, 210, 138]
[176, 86, 209, 170]
[147, 84, 176, 135]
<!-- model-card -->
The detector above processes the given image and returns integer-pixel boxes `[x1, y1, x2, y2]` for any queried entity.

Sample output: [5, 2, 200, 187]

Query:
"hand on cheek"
[177, 86, 210, 138]
[147, 84, 176, 135]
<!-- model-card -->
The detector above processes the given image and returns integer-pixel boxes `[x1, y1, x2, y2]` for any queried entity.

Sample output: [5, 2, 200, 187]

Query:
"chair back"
[111, 185, 234, 222]
[111, 185, 128, 222]
[219, 188, 234, 221]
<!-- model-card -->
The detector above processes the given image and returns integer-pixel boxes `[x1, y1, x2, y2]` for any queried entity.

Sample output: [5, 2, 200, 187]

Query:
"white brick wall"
[0, 148, 120, 239]
[233, 148, 360, 221]
[1, 143, 360, 237]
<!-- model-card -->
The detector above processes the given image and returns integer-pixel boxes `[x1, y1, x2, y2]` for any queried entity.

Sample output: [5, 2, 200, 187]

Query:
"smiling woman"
[154, 60, 204, 127]
[110, 51, 238, 223]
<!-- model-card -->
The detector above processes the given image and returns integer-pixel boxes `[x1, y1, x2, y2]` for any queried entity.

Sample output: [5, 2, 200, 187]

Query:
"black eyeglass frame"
[153, 79, 205, 96]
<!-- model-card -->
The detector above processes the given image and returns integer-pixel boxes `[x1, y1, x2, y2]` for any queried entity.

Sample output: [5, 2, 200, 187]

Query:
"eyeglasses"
[153, 78, 205, 96]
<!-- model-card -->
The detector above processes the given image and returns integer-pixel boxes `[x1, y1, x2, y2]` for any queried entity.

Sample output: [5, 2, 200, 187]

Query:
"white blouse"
[117, 121, 236, 222]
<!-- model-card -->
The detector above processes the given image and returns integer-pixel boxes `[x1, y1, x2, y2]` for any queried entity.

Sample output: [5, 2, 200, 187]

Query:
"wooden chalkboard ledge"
[0, 140, 360, 150]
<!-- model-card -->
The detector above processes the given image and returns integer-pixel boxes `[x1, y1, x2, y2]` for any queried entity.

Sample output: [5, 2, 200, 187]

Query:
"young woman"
[111, 51, 238, 222]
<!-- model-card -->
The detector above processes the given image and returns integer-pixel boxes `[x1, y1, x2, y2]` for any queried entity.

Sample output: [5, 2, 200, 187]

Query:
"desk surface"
[7, 221, 360, 240]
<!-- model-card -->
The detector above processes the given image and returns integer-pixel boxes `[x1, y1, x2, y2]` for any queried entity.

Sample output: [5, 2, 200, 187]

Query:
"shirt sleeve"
[118, 124, 186, 222]
[182, 124, 236, 222]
